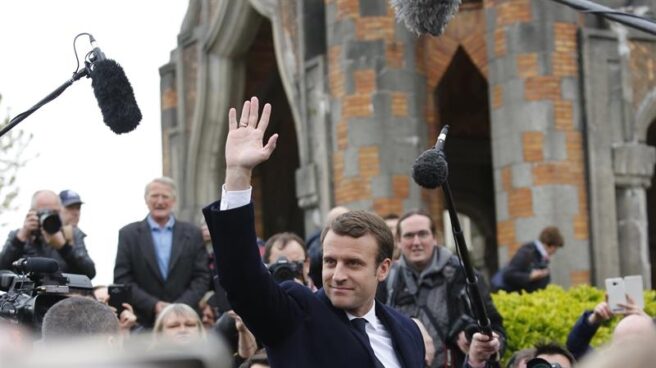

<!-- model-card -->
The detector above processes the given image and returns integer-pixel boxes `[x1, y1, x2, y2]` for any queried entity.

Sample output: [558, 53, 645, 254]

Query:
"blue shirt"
[147, 215, 175, 280]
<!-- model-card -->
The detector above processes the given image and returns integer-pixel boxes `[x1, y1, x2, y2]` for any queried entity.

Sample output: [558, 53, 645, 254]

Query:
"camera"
[35, 209, 62, 235]
[0, 257, 92, 332]
[267, 256, 304, 284]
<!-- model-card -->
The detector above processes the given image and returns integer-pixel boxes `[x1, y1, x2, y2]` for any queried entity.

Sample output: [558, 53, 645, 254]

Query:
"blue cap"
[59, 190, 83, 207]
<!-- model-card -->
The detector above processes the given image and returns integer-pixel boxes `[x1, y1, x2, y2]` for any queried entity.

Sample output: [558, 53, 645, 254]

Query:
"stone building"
[159, 0, 656, 288]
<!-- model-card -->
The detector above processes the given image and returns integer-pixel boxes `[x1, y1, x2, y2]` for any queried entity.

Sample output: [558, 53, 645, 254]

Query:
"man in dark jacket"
[382, 209, 505, 368]
[203, 97, 425, 368]
[502, 226, 564, 293]
[0, 190, 95, 278]
[114, 177, 210, 327]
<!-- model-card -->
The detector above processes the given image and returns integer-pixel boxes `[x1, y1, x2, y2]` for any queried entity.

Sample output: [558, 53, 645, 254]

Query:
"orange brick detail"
[525, 76, 560, 101]
[508, 188, 533, 217]
[354, 69, 376, 94]
[334, 178, 372, 204]
[328, 46, 345, 98]
[533, 162, 577, 185]
[494, 28, 507, 57]
[161, 88, 177, 110]
[359, 146, 380, 178]
[496, 0, 532, 26]
[566, 132, 584, 163]
[554, 100, 574, 130]
[391, 93, 408, 117]
[373, 198, 404, 216]
[522, 131, 544, 162]
[355, 17, 395, 41]
[516, 53, 539, 78]
[491, 85, 503, 109]
[497, 220, 516, 247]
[332, 151, 345, 182]
[501, 166, 512, 191]
[573, 213, 589, 240]
[392, 175, 410, 198]
[570, 270, 590, 285]
[553, 52, 577, 77]
[554, 23, 577, 53]
[336, 120, 348, 150]
[343, 95, 373, 117]
[386, 41, 404, 68]
[335, 0, 359, 20]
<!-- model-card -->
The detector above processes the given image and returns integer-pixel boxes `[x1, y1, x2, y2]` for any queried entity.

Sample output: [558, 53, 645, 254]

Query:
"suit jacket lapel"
[376, 302, 410, 368]
[168, 222, 186, 276]
[139, 219, 164, 283]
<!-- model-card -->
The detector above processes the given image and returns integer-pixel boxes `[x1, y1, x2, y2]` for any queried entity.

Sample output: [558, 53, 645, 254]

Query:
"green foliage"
[492, 284, 656, 360]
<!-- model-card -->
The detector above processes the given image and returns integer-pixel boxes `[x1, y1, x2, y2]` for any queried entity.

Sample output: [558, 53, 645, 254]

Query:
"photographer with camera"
[263, 232, 311, 287]
[0, 190, 96, 279]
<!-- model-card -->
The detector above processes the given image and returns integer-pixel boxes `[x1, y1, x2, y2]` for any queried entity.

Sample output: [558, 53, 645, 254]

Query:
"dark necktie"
[351, 318, 386, 368]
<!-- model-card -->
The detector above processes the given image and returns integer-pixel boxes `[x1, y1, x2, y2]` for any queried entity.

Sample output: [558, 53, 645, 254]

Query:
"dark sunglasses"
[526, 358, 562, 368]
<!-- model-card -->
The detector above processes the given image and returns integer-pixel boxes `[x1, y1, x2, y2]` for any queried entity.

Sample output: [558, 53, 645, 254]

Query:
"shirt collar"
[534, 239, 548, 258]
[147, 214, 175, 230]
[346, 300, 379, 331]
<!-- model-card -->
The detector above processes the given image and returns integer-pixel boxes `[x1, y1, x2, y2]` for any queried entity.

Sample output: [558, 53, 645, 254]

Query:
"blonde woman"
[152, 303, 205, 345]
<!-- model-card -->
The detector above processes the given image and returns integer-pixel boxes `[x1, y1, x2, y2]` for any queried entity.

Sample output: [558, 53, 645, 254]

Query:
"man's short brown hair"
[539, 226, 564, 248]
[320, 211, 393, 265]
[263, 232, 306, 264]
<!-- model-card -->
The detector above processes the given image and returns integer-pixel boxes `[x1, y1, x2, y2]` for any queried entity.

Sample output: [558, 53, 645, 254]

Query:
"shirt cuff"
[219, 185, 252, 211]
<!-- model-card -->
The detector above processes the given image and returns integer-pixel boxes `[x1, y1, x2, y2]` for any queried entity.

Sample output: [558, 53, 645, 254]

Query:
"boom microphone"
[389, 0, 462, 36]
[12, 257, 59, 274]
[412, 125, 450, 189]
[89, 57, 142, 134]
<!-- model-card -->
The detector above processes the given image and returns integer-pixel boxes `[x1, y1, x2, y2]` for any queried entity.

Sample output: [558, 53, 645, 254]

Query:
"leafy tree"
[0, 94, 33, 229]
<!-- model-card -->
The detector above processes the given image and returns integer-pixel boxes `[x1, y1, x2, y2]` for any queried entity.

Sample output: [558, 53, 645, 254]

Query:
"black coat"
[113, 218, 210, 326]
[203, 201, 425, 368]
[502, 241, 550, 292]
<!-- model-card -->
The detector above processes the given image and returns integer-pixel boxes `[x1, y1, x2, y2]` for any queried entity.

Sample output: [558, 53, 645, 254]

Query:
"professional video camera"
[0, 257, 92, 331]
[267, 256, 304, 284]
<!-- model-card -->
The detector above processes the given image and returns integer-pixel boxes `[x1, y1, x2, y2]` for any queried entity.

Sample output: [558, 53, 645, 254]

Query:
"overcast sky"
[0, 1, 190, 284]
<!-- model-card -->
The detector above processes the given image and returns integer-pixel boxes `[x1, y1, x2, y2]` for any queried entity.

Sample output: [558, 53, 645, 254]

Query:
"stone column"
[614, 143, 656, 288]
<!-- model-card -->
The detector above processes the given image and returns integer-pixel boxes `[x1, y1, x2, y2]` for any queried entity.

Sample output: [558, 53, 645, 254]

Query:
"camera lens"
[39, 212, 62, 235]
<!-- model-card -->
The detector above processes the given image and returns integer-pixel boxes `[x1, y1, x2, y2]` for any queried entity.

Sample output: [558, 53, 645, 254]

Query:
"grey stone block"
[328, 20, 356, 46]
[511, 163, 534, 187]
[349, 118, 384, 146]
[345, 199, 374, 211]
[377, 70, 420, 92]
[359, 0, 388, 16]
[343, 147, 359, 177]
[561, 77, 580, 100]
[532, 185, 579, 216]
[543, 131, 567, 161]
[517, 101, 554, 132]
[496, 191, 509, 221]
[507, 22, 550, 54]
[345, 40, 385, 66]
[371, 175, 392, 197]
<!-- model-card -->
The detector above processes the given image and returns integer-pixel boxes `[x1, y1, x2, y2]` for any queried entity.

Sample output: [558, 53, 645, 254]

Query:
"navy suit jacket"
[203, 201, 425, 368]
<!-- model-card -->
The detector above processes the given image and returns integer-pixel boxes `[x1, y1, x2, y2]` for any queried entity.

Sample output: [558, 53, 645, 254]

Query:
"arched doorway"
[244, 19, 304, 239]
[646, 119, 656, 286]
[435, 46, 497, 278]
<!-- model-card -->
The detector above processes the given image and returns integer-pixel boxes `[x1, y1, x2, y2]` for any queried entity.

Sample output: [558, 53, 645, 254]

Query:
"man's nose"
[332, 263, 347, 283]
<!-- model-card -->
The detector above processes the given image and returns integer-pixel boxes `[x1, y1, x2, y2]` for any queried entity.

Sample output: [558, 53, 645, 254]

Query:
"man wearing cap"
[59, 190, 83, 227]
[0, 190, 96, 278]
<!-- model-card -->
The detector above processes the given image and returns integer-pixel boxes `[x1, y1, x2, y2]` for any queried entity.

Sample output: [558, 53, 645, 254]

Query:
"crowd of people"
[0, 96, 654, 368]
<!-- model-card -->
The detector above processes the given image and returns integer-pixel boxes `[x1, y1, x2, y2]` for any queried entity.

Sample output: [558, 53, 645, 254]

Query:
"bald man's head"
[613, 314, 656, 344]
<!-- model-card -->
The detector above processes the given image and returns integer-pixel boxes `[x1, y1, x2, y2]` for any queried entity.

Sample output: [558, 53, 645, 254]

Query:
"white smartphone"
[624, 275, 645, 309]
[605, 277, 626, 313]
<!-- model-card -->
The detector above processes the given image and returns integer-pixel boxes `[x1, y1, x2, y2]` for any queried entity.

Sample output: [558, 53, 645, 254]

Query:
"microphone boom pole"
[546, 0, 656, 35]
[0, 68, 89, 138]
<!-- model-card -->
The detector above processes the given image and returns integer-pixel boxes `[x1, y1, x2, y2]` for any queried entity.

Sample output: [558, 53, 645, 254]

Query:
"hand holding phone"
[605, 275, 645, 314]
[108, 284, 132, 315]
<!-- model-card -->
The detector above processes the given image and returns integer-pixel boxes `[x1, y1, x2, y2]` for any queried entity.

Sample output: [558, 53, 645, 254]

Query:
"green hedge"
[491, 285, 656, 360]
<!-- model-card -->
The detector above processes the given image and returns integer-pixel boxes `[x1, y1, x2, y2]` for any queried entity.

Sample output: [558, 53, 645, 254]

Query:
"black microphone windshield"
[14, 257, 59, 274]
[90, 59, 142, 134]
[390, 0, 462, 36]
[412, 149, 448, 189]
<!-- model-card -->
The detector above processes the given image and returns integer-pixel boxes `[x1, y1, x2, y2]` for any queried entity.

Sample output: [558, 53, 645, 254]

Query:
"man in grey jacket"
[0, 190, 96, 278]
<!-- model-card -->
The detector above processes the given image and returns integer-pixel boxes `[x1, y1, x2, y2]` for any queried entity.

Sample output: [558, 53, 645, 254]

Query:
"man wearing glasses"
[383, 209, 505, 368]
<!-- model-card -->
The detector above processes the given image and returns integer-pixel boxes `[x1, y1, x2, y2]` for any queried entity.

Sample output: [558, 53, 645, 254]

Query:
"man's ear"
[376, 258, 392, 281]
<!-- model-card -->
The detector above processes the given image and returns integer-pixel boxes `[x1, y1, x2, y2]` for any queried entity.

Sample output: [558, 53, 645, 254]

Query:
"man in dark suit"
[114, 177, 210, 327]
[202, 97, 427, 367]
[502, 226, 564, 293]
